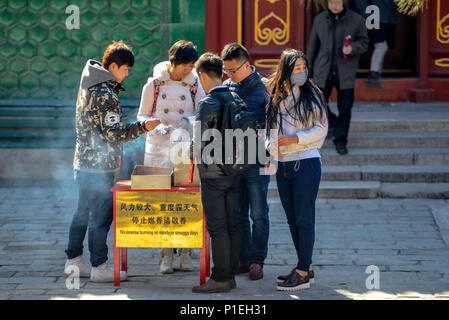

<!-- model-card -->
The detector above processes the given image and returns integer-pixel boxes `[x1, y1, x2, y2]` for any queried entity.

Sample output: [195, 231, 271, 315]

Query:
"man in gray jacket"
[307, 0, 369, 155]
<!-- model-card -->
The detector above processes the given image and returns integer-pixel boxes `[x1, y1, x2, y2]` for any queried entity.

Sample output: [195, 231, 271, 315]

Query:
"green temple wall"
[0, 0, 206, 100]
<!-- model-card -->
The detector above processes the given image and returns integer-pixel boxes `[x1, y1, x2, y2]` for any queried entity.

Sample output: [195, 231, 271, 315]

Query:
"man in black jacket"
[191, 53, 240, 293]
[307, 0, 369, 155]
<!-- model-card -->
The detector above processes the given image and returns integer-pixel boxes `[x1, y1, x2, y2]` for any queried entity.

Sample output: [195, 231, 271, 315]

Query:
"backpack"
[149, 78, 198, 117]
[211, 91, 257, 176]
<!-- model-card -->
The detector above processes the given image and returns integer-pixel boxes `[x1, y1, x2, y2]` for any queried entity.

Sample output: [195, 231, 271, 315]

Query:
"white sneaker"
[90, 262, 127, 283]
[172, 254, 181, 271]
[178, 248, 194, 272]
[190, 248, 198, 259]
[160, 255, 174, 274]
[64, 255, 90, 278]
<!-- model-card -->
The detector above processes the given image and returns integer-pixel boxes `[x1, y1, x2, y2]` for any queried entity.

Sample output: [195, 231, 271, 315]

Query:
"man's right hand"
[144, 118, 162, 132]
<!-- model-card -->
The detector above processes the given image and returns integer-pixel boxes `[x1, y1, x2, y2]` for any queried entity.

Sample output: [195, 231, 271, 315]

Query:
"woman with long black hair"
[265, 49, 328, 291]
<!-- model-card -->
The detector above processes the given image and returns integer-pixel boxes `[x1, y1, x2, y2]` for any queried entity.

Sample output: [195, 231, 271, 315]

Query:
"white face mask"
[290, 71, 308, 86]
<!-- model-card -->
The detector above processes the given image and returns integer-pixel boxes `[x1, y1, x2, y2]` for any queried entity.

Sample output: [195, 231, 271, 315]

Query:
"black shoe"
[335, 144, 348, 155]
[276, 271, 310, 291]
[276, 267, 296, 284]
[192, 279, 231, 293]
[365, 71, 383, 88]
[277, 268, 315, 284]
[309, 270, 315, 284]
[326, 126, 334, 139]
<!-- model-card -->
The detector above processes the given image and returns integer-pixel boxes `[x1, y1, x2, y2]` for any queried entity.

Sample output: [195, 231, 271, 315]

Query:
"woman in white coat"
[137, 40, 206, 274]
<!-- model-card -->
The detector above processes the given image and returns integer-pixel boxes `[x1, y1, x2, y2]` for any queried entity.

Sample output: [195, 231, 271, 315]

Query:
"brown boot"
[192, 279, 231, 293]
[236, 262, 249, 274]
[249, 263, 264, 280]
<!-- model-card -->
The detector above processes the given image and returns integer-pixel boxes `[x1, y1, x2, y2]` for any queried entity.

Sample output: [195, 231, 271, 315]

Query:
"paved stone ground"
[0, 182, 448, 300]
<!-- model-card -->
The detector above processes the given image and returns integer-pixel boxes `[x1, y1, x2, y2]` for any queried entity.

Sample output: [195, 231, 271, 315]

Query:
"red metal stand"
[200, 211, 211, 284]
[112, 182, 210, 287]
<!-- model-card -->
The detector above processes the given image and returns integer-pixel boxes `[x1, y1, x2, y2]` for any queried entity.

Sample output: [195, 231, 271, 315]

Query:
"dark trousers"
[321, 77, 354, 147]
[65, 170, 115, 267]
[276, 158, 321, 272]
[200, 176, 240, 282]
[236, 166, 270, 267]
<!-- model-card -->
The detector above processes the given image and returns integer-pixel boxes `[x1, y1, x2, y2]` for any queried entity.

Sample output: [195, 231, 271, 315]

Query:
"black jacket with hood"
[193, 86, 238, 180]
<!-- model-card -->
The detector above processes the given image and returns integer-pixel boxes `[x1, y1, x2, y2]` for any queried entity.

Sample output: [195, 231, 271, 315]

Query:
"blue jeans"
[236, 166, 270, 266]
[65, 170, 115, 267]
[276, 158, 321, 272]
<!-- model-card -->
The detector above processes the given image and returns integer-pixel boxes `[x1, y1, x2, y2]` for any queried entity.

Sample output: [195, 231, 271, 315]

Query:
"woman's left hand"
[277, 135, 299, 146]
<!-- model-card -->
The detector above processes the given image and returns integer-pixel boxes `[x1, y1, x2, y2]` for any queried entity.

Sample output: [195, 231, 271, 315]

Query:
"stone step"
[379, 183, 449, 199]
[348, 119, 449, 132]
[270, 165, 449, 182]
[323, 132, 449, 148]
[320, 148, 449, 166]
[318, 181, 380, 199]
[268, 181, 380, 199]
[268, 181, 449, 199]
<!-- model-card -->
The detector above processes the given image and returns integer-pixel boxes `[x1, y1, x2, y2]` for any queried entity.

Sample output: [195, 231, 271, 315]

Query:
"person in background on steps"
[307, 0, 368, 155]
[355, 0, 398, 88]
[265, 49, 328, 291]
[221, 43, 270, 281]
[137, 40, 206, 275]
[64, 41, 161, 283]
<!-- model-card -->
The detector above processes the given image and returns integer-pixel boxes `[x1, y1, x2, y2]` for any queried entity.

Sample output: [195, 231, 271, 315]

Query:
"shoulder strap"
[189, 78, 199, 111]
[240, 76, 263, 100]
[151, 79, 161, 117]
[209, 91, 231, 130]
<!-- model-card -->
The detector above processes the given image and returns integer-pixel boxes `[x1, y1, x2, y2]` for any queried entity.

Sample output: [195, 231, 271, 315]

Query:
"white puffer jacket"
[137, 61, 206, 167]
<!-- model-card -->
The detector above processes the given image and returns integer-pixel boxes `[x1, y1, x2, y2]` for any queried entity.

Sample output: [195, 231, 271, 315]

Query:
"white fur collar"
[151, 61, 197, 85]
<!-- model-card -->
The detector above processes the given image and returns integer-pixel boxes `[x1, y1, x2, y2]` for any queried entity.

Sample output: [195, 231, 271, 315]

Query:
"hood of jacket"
[151, 61, 197, 85]
[80, 59, 116, 90]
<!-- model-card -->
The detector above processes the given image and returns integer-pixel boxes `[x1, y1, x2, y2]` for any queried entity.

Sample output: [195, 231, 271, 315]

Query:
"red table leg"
[200, 211, 207, 285]
[113, 192, 120, 287]
[200, 249, 206, 285]
[121, 248, 127, 272]
[205, 229, 210, 277]
[114, 247, 120, 286]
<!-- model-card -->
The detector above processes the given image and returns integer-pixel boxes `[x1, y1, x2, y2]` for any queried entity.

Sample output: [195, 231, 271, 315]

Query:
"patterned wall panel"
[0, 0, 205, 100]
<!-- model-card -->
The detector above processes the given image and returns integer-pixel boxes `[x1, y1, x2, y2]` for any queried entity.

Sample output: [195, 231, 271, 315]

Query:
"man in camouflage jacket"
[65, 43, 160, 283]
[74, 60, 148, 172]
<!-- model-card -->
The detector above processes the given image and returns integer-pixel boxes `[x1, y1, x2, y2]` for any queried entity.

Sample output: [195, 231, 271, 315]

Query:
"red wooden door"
[206, 0, 307, 75]
[243, 0, 306, 74]
[429, 0, 449, 76]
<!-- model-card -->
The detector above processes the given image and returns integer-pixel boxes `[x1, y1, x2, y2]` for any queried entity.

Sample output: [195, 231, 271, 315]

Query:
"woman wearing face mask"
[265, 49, 328, 291]
[137, 40, 206, 274]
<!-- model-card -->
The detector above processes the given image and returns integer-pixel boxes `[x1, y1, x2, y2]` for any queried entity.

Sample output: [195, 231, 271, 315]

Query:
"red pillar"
[205, 0, 240, 54]
[408, 8, 435, 102]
